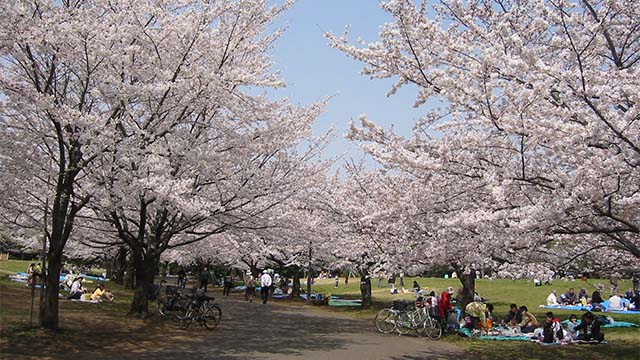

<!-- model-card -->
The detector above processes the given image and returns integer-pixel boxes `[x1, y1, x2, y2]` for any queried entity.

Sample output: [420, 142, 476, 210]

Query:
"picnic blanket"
[328, 298, 362, 307]
[541, 304, 591, 311]
[561, 319, 639, 328]
[478, 335, 532, 341]
[538, 340, 608, 346]
[299, 293, 322, 300]
[540, 303, 637, 314]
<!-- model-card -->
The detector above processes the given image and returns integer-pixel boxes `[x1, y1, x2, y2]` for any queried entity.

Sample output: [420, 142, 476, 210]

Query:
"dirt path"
[1, 285, 465, 360]
[119, 294, 465, 360]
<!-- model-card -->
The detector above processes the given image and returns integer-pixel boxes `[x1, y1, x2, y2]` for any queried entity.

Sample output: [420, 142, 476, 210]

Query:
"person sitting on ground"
[578, 287, 589, 304]
[26, 263, 36, 285]
[67, 276, 86, 300]
[32, 263, 43, 284]
[608, 293, 623, 310]
[389, 283, 399, 295]
[464, 301, 494, 330]
[541, 311, 563, 343]
[91, 283, 114, 302]
[566, 314, 580, 340]
[412, 280, 421, 293]
[546, 290, 559, 306]
[624, 288, 634, 301]
[591, 285, 604, 304]
[473, 291, 483, 302]
[503, 303, 523, 326]
[563, 288, 577, 305]
[574, 311, 604, 342]
[517, 306, 539, 333]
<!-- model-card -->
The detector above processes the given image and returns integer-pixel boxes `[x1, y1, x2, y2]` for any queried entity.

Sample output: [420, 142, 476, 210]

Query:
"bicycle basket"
[191, 289, 208, 306]
[392, 300, 412, 311]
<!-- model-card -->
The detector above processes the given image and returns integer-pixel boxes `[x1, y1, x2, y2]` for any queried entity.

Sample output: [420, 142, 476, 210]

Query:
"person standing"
[199, 267, 210, 292]
[399, 272, 405, 287]
[177, 268, 187, 289]
[243, 271, 256, 302]
[610, 273, 619, 296]
[223, 270, 234, 296]
[260, 270, 272, 304]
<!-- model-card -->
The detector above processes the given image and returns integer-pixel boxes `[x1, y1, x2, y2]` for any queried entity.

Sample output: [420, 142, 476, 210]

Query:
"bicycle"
[179, 288, 222, 330]
[397, 296, 442, 339]
[156, 285, 190, 319]
[374, 296, 442, 339]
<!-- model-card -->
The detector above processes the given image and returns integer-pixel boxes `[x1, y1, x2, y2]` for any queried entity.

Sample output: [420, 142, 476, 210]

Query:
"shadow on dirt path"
[115, 293, 465, 360]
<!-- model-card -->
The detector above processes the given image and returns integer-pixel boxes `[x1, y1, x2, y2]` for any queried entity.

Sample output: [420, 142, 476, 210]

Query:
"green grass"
[0, 259, 33, 277]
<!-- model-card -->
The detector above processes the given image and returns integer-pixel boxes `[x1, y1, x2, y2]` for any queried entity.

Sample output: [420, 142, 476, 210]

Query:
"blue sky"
[266, 0, 426, 165]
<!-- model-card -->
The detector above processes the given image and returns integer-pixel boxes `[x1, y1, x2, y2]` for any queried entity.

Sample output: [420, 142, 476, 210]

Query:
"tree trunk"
[360, 273, 372, 308]
[306, 270, 312, 305]
[291, 266, 301, 298]
[40, 246, 63, 329]
[129, 254, 158, 315]
[458, 269, 476, 310]
[112, 247, 128, 285]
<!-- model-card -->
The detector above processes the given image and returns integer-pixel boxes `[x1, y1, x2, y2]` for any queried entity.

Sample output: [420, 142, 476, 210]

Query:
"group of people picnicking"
[546, 285, 640, 311]
[460, 300, 608, 343]
[63, 274, 114, 302]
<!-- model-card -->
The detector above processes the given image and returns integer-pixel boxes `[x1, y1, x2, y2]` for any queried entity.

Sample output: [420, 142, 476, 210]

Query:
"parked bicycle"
[374, 295, 442, 340]
[179, 288, 222, 330]
[156, 284, 190, 319]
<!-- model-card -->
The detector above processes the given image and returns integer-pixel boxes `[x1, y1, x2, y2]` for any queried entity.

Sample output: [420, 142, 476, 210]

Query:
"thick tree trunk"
[291, 266, 301, 298]
[129, 254, 158, 315]
[458, 269, 476, 310]
[360, 273, 372, 308]
[40, 247, 63, 329]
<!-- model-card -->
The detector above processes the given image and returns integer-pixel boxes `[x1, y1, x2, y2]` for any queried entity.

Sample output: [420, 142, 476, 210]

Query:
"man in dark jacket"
[575, 311, 604, 342]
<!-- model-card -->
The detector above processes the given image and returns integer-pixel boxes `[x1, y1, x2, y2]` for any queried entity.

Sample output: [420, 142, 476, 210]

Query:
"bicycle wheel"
[179, 307, 194, 330]
[396, 311, 415, 335]
[425, 317, 443, 340]
[374, 308, 397, 334]
[203, 304, 222, 330]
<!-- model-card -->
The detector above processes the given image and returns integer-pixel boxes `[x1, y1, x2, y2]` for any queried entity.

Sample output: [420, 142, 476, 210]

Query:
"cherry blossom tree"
[0, 0, 331, 322]
[328, 0, 640, 304]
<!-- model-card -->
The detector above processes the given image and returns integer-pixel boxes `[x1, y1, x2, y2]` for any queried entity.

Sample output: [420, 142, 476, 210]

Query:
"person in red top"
[438, 286, 455, 328]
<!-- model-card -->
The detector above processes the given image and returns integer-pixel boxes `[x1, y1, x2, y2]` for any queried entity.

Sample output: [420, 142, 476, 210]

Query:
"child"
[566, 314, 579, 340]
[541, 311, 563, 343]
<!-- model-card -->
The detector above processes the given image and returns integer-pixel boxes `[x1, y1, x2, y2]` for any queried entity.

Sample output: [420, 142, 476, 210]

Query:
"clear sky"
[266, 0, 426, 165]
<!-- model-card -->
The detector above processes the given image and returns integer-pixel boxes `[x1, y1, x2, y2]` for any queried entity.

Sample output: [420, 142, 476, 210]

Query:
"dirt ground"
[0, 284, 465, 360]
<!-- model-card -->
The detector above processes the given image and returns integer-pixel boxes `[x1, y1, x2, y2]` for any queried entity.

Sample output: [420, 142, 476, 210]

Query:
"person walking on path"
[260, 270, 272, 304]
[244, 271, 256, 302]
[199, 267, 210, 292]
